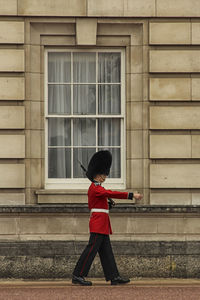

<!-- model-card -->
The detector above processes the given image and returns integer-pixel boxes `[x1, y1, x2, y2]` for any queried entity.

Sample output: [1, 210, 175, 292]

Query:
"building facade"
[0, 0, 200, 278]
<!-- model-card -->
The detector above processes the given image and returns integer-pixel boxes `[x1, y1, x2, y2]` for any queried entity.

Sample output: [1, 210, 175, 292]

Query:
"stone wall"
[0, 205, 198, 279]
[0, 240, 199, 279]
[0, 3, 200, 205]
[1, 1, 200, 204]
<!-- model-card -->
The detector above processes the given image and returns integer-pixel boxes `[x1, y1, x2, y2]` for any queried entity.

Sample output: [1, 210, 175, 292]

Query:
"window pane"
[98, 53, 121, 83]
[98, 84, 121, 115]
[73, 84, 96, 115]
[48, 118, 71, 146]
[99, 148, 121, 178]
[73, 53, 96, 83]
[48, 148, 71, 178]
[73, 148, 96, 178]
[73, 119, 96, 146]
[48, 52, 71, 83]
[98, 119, 120, 146]
[48, 84, 71, 114]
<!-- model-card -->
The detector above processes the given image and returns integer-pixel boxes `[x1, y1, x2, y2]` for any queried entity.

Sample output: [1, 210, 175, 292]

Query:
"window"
[45, 49, 125, 189]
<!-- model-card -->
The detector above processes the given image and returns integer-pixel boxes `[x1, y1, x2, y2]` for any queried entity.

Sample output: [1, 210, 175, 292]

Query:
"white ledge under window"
[36, 189, 87, 195]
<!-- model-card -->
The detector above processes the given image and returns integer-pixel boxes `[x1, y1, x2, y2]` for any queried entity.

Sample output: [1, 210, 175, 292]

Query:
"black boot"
[72, 275, 92, 286]
[111, 276, 130, 285]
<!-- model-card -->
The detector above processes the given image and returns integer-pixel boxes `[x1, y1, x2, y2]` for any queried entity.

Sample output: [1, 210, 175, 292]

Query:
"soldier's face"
[99, 174, 107, 182]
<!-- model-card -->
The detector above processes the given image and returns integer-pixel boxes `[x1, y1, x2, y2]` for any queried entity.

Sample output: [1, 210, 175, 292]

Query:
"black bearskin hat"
[86, 150, 112, 181]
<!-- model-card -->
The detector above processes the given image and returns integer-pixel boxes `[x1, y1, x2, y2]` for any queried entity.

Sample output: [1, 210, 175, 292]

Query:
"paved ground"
[0, 279, 199, 300]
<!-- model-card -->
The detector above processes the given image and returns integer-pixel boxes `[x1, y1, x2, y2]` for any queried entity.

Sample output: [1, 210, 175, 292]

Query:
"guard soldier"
[72, 150, 143, 286]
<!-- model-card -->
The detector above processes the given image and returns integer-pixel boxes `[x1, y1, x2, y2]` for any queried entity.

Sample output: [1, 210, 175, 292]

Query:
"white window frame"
[44, 48, 126, 190]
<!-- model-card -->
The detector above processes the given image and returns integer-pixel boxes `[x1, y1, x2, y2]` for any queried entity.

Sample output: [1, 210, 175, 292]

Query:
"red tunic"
[88, 182, 129, 235]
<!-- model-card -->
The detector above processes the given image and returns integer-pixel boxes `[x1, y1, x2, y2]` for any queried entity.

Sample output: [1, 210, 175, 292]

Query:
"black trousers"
[73, 233, 119, 281]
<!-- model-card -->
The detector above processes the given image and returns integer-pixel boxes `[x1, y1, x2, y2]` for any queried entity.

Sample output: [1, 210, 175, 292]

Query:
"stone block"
[37, 193, 88, 204]
[192, 78, 200, 100]
[149, 23, 190, 45]
[0, 106, 25, 129]
[46, 217, 77, 234]
[25, 188, 37, 205]
[192, 23, 200, 45]
[29, 45, 40, 73]
[150, 50, 200, 73]
[184, 218, 200, 234]
[150, 191, 191, 205]
[41, 36, 76, 46]
[30, 22, 75, 45]
[0, 164, 25, 188]
[126, 159, 143, 189]
[111, 216, 129, 233]
[19, 217, 48, 234]
[31, 102, 42, 130]
[150, 78, 191, 101]
[192, 135, 200, 158]
[0, 77, 25, 100]
[97, 23, 142, 46]
[127, 130, 143, 159]
[143, 74, 149, 102]
[157, 218, 185, 234]
[150, 135, 191, 158]
[130, 46, 143, 73]
[88, 0, 124, 16]
[143, 158, 150, 190]
[126, 217, 135, 233]
[134, 217, 158, 234]
[150, 107, 200, 130]
[0, 135, 25, 158]
[127, 102, 143, 130]
[97, 36, 130, 47]
[76, 18, 97, 45]
[124, 0, 155, 17]
[0, 49, 24, 72]
[143, 130, 149, 159]
[192, 193, 200, 205]
[26, 73, 41, 101]
[150, 164, 200, 188]
[29, 130, 42, 159]
[127, 74, 143, 101]
[0, 218, 17, 234]
[18, 0, 86, 16]
[75, 216, 90, 234]
[0, 0, 17, 15]
[157, 0, 200, 17]
[0, 193, 25, 205]
[0, 21, 24, 44]
[29, 159, 42, 188]
[143, 46, 149, 73]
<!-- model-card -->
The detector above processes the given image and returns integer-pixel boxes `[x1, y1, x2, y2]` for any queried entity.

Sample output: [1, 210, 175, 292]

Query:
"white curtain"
[48, 118, 71, 178]
[98, 53, 121, 178]
[73, 84, 96, 115]
[48, 52, 71, 83]
[48, 84, 71, 114]
[48, 52, 121, 179]
[98, 119, 121, 178]
[73, 119, 96, 177]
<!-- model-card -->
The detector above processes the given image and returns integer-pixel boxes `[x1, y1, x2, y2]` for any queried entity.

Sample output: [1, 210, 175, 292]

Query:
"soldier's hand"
[108, 198, 115, 209]
[134, 193, 143, 200]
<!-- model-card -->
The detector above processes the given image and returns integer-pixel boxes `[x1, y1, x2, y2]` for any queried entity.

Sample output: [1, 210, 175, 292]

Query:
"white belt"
[91, 208, 109, 214]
